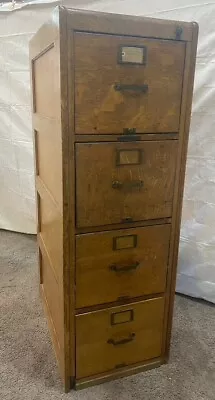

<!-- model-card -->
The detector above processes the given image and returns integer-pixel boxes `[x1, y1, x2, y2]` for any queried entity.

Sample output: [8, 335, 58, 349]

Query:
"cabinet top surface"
[30, 6, 198, 50]
[65, 6, 194, 25]
[66, 7, 197, 41]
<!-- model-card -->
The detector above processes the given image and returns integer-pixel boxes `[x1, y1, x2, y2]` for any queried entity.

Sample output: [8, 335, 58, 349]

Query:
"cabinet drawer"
[74, 33, 185, 134]
[76, 141, 177, 228]
[76, 225, 170, 308]
[76, 297, 165, 378]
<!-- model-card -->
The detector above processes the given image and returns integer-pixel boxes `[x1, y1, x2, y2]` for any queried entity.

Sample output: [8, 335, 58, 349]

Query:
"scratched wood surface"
[76, 224, 171, 308]
[75, 33, 185, 134]
[32, 39, 66, 374]
[30, 7, 72, 391]
[76, 297, 165, 378]
[76, 141, 178, 227]
[30, 6, 198, 391]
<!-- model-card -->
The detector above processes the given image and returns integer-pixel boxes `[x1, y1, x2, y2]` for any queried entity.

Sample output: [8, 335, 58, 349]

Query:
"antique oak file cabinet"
[30, 7, 198, 391]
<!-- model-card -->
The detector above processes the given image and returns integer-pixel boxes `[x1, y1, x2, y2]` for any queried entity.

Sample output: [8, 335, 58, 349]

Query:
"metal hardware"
[175, 26, 183, 40]
[118, 127, 141, 142]
[123, 128, 136, 135]
[116, 149, 142, 166]
[112, 180, 144, 189]
[118, 45, 147, 65]
[113, 234, 137, 251]
[114, 83, 148, 93]
[107, 333, 135, 346]
[111, 309, 134, 325]
[112, 180, 123, 189]
[122, 217, 133, 223]
[118, 135, 141, 142]
[109, 261, 140, 272]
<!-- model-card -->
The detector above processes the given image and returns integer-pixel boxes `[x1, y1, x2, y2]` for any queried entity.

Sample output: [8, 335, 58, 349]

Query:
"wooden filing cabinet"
[30, 7, 198, 392]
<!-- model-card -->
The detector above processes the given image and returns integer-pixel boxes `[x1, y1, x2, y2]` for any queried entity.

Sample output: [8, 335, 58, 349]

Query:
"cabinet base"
[73, 357, 164, 390]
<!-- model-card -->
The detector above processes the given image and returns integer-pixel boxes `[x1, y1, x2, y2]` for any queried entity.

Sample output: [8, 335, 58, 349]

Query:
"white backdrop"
[1, 0, 215, 303]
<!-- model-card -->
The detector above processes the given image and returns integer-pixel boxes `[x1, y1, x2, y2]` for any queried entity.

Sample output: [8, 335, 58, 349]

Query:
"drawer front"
[74, 33, 185, 134]
[76, 297, 165, 378]
[76, 141, 177, 228]
[76, 225, 170, 308]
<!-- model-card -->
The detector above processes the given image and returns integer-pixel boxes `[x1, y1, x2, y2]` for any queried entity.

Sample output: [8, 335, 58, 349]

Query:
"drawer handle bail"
[114, 83, 148, 93]
[107, 333, 135, 346]
[109, 262, 140, 272]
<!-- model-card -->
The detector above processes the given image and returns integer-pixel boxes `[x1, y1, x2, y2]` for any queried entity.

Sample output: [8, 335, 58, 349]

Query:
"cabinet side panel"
[33, 44, 63, 210]
[30, 8, 70, 390]
[163, 23, 199, 358]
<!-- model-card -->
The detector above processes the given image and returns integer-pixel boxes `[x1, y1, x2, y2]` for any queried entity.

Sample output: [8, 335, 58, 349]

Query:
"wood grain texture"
[32, 42, 63, 210]
[35, 124, 63, 210]
[75, 357, 163, 390]
[65, 15, 76, 386]
[163, 22, 199, 360]
[30, 6, 198, 391]
[76, 141, 178, 227]
[76, 297, 165, 378]
[40, 284, 65, 378]
[75, 33, 185, 134]
[33, 44, 59, 118]
[76, 224, 171, 308]
[38, 189, 63, 283]
[67, 8, 193, 41]
[40, 248, 64, 350]
[75, 293, 165, 315]
[75, 133, 178, 142]
[30, 6, 72, 391]
[75, 217, 172, 235]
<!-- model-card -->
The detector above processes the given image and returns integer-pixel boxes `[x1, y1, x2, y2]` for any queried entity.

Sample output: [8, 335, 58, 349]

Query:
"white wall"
[0, 4, 55, 233]
[1, 0, 215, 302]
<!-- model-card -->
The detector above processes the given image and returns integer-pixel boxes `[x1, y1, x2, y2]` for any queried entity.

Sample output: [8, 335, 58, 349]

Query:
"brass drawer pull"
[112, 180, 144, 189]
[107, 333, 135, 346]
[114, 83, 148, 93]
[109, 261, 140, 272]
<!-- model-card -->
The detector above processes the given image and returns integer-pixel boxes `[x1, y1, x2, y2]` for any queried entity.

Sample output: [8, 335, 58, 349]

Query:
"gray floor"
[0, 230, 215, 400]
